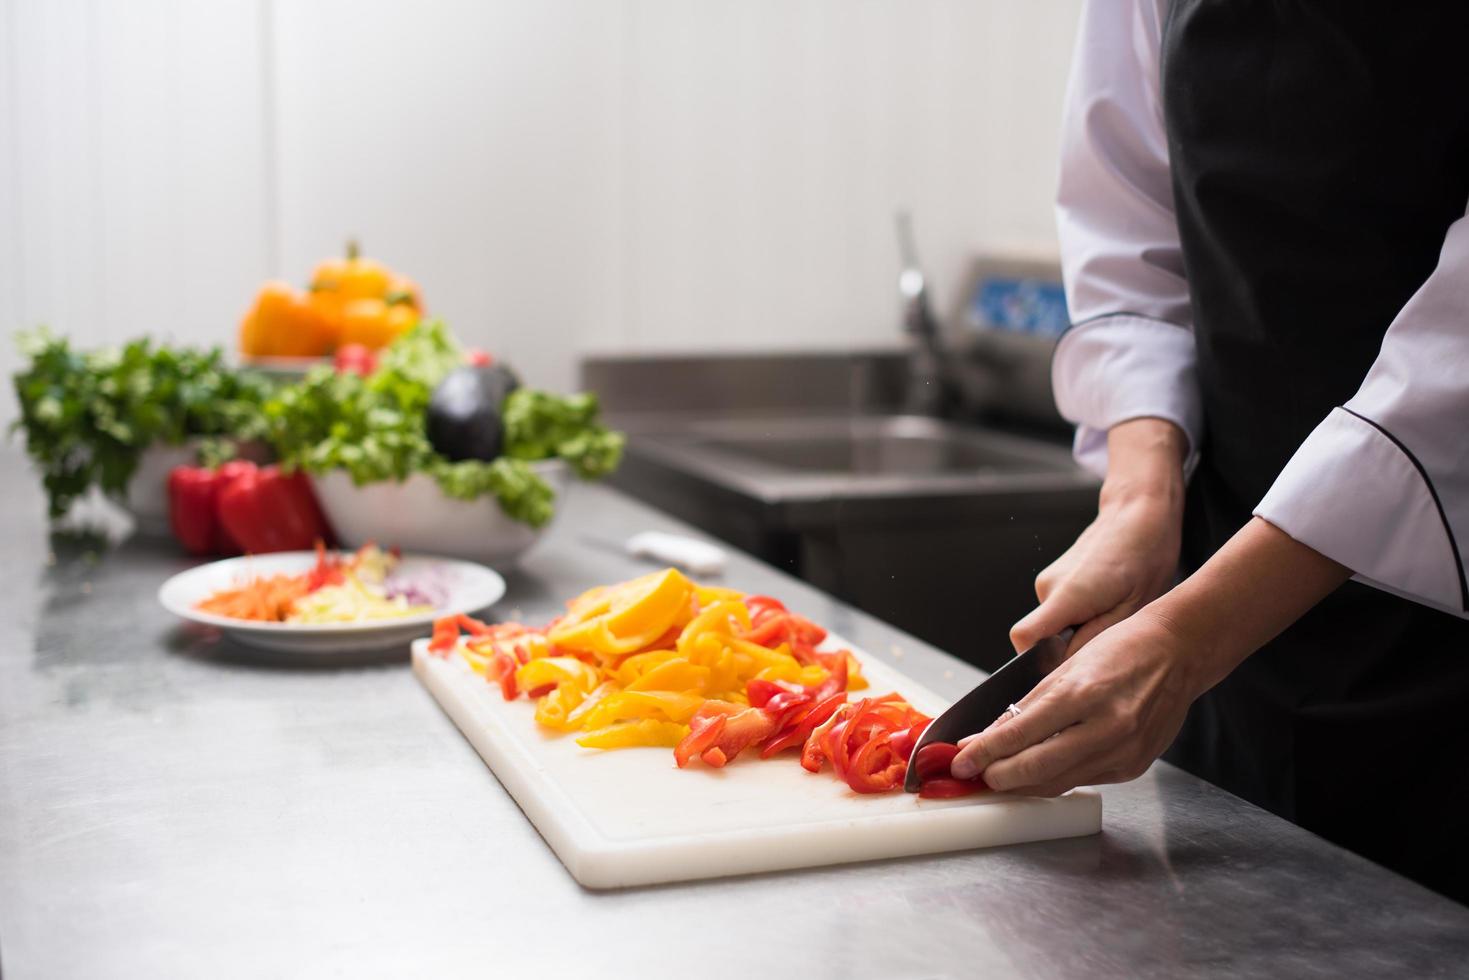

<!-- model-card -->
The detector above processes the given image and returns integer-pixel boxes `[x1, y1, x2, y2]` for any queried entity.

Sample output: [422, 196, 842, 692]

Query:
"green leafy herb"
[10, 329, 271, 518]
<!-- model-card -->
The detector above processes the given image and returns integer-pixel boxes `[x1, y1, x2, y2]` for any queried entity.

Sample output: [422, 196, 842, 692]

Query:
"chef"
[951, 0, 1469, 903]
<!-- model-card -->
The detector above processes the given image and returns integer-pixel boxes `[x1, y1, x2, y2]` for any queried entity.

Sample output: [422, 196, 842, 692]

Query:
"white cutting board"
[412, 637, 1101, 889]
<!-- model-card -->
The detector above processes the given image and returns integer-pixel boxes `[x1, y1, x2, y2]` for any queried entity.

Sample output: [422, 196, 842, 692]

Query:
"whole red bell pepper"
[215, 465, 332, 554]
[167, 460, 259, 556]
[211, 460, 259, 553]
[167, 466, 226, 556]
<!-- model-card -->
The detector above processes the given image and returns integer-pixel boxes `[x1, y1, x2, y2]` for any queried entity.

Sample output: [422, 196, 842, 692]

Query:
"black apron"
[1158, 0, 1469, 904]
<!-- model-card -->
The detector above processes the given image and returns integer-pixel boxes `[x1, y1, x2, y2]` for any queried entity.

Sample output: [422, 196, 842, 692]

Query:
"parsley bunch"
[11, 329, 271, 518]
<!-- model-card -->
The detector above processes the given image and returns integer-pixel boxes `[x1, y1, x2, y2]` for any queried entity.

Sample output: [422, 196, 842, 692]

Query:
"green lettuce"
[266, 320, 618, 528]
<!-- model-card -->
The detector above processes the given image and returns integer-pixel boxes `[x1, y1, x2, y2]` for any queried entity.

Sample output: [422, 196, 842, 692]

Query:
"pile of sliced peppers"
[427, 569, 986, 796]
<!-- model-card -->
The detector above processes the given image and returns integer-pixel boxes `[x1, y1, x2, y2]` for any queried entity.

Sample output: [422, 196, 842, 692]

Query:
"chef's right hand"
[1009, 418, 1188, 658]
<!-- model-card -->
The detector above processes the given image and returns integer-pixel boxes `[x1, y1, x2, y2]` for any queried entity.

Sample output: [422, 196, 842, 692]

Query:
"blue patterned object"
[968, 277, 1070, 338]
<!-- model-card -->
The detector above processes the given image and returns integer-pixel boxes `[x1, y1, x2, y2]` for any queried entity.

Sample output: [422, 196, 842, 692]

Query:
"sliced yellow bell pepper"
[612, 648, 680, 686]
[516, 656, 600, 694]
[549, 568, 695, 656]
[627, 659, 711, 693]
[576, 719, 689, 750]
[579, 690, 707, 728]
[456, 643, 493, 676]
[694, 584, 745, 606]
[676, 600, 750, 657]
[566, 681, 619, 728]
[534, 684, 589, 731]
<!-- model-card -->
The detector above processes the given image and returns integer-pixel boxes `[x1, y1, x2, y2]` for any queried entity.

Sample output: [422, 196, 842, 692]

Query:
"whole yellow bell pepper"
[305, 240, 425, 350]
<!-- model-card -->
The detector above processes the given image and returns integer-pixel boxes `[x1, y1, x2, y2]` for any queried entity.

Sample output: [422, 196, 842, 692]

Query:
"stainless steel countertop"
[2, 458, 1466, 978]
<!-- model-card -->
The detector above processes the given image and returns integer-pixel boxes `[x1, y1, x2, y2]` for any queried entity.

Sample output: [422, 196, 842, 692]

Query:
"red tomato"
[333, 343, 378, 376]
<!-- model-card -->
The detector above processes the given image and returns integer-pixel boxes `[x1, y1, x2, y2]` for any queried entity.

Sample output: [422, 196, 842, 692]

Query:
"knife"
[903, 630, 1073, 792]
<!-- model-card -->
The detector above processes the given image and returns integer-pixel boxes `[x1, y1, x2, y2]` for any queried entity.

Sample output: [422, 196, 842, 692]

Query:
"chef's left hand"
[949, 607, 1202, 796]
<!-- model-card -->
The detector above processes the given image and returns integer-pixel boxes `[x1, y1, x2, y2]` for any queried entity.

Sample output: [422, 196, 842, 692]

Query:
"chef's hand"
[952, 518, 1351, 795]
[1010, 418, 1189, 657]
[953, 607, 1197, 794]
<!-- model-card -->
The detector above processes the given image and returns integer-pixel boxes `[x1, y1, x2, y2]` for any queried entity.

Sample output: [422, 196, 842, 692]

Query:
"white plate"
[158, 551, 506, 654]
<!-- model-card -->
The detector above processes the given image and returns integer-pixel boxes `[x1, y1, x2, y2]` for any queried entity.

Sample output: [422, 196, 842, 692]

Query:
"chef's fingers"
[977, 721, 1108, 793]
[1010, 583, 1100, 653]
[949, 682, 1084, 779]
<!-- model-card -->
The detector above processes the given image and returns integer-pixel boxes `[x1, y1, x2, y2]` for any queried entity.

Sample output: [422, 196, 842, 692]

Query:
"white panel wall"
[1, 0, 1082, 413]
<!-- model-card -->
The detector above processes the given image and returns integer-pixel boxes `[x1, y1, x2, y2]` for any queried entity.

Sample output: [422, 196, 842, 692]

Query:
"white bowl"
[311, 460, 570, 570]
[125, 442, 197, 537]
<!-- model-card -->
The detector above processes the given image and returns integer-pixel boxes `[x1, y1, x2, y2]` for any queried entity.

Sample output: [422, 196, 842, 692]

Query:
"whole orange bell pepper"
[310, 240, 391, 300]
[238, 281, 337, 357]
[337, 297, 419, 349]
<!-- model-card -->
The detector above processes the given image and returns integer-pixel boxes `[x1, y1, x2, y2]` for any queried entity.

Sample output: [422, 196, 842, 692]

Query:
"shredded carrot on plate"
[195, 573, 312, 622]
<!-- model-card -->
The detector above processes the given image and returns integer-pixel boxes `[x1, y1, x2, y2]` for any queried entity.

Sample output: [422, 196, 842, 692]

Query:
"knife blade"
[903, 631, 1073, 792]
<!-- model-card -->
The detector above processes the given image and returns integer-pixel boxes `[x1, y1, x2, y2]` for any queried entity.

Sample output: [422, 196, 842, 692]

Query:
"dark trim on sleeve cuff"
[1342, 407, 1469, 613]
[1065, 310, 1191, 334]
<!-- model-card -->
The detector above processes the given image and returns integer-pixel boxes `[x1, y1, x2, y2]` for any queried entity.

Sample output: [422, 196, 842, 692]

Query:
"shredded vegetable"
[195, 544, 433, 624]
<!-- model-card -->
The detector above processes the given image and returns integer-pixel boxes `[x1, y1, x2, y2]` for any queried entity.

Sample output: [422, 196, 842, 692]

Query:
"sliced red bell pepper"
[808, 650, 849, 702]
[763, 689, 813, 723]
[216, 465, 332, 554]
[912, 742, 989, 797]
[913, 742, 961, 782]
[695, 706, 782, 768]
[739, 608, 829, 656]
[845, 735, 906, 794]
[745, 678, 797, 708]
[885, 722, 927, 764]
[429, 618, 461, 654]
[743, 595, 787, 621]
[918, 777, 989, 800]
[675, 714, 726, 768]
[489, 651, 519, 700]
[800, 703, 852, 773]
[760, 691, 845, 758]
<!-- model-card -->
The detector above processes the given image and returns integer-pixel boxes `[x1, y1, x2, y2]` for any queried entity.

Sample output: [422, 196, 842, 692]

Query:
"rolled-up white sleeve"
[1256, 204, 1469, 618]
[1051, 0, 1201, 477]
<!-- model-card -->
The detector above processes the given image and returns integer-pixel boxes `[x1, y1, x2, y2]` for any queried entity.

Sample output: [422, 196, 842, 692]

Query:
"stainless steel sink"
[691, 416, 1073, 478]
[626, 415, 1089, 506]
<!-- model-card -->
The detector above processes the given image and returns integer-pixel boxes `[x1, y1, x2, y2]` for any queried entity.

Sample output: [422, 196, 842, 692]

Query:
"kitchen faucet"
[895, 212, 948, 416]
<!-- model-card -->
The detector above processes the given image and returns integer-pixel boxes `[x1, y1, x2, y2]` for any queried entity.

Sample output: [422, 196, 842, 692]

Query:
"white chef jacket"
[1050, 0, 1469, 618]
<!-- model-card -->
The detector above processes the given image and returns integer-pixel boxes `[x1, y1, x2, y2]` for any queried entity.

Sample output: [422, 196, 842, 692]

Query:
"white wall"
[1, 0, 1081, 414]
